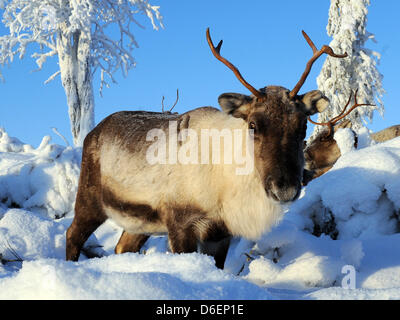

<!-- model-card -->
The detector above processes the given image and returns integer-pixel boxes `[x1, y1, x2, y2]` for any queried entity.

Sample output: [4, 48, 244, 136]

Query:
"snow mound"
[0, 209, 66, 260]
[334, 128, 356, 155]
[0, 208, 99, 262]
[0, 253, 275, 300]
[291, 137, 400, 240]
[244, 222, 345, 290]
[0, 129, 80, 219]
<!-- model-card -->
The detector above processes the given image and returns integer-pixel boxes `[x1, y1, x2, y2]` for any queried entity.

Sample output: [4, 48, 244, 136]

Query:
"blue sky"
[0, 0, 399, 147]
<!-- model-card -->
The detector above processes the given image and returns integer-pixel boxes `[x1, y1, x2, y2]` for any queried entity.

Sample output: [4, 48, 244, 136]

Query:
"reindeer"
[303, 90, 386, 184]
[303, 119, 354, 184]
[304, 123, 400, 184]
[66, 29, 347, 268]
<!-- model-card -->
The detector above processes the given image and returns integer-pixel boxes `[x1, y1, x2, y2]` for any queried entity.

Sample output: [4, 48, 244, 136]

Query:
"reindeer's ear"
[300, 90, 330, 115]
[218, 93, 253, 120]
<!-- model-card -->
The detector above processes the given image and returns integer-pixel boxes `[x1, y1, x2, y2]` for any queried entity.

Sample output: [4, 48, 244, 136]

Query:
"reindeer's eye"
[249, 121, 257, 131]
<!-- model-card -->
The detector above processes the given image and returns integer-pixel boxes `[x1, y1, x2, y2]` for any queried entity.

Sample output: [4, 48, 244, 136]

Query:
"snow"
[0, 128, 80, 219]
[334, 128, 356, 155]
[291, 136, 400, 240]
[1, 129, 400, 300]
[0, 254, 274, 300]
[0, 209, 66, 260]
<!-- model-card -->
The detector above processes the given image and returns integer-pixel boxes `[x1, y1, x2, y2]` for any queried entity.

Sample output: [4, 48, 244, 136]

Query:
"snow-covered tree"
[0, 0, 163, 146]
[311, 0, 384, 138]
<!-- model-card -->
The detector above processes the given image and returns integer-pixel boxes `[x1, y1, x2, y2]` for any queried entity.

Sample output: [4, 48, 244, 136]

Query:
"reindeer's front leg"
[165, 206, 199, 254]
[167, 222, 198, 254]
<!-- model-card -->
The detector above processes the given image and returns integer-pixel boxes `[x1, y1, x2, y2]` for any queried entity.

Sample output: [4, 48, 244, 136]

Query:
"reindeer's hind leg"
[66, 187, 106, 261]
[66, 133, 106, 261]
[115, 232, 149, 254]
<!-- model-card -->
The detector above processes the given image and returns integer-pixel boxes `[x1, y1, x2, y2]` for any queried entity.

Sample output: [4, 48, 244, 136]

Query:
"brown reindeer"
[303, 119, 354, 184]
[304, 123, 400, 184]
[66, 29, 347, 268]
[302, 91, 397, 184]
[370, 125, 400, 142]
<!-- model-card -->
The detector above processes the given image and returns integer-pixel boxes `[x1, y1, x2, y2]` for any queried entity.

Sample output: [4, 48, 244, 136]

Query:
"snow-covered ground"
[1, 127, 400, 300]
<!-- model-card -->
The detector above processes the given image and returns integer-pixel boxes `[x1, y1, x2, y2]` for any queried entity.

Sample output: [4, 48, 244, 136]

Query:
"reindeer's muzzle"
[267, 178, 301, 203]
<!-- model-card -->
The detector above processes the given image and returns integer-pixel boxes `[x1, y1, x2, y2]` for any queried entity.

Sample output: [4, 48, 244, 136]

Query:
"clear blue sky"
[0, 0, 399, 147]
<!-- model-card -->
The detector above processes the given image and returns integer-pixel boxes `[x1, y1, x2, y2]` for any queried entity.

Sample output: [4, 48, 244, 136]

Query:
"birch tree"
[0, 0, 163, 146]
[311, 0, 384, 138]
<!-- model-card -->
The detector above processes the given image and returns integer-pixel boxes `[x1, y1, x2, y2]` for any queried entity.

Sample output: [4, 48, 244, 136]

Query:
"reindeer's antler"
[162, 89, 179, 113]
[206, 28, 264, 100]
[289, 31, 348, 99]
[308, 89, 375, 137]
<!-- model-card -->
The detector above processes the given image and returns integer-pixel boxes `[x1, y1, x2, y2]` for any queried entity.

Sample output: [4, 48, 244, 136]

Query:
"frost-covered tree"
[0, 0, 163, 146]
[311, 0, 384, 138]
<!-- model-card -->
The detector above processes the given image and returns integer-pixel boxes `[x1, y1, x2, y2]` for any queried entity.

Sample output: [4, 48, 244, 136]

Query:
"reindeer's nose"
[269, 180, 301, 203]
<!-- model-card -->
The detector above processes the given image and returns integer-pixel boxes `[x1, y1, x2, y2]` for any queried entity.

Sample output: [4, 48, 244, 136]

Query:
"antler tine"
[215, 40, 223, 54]
[169, 89, 179, 112]
[329, 91, 353, 124]
[289, 30, 348, 99]
[206, 28, 264, 100]
[161, 96, 166, 113]
[302, 30, 318, 53]
[330, 89, 375, 125]
[308, 89, 375, 137]
[161, 89, 180, 113]
[354, 88, 359, 105]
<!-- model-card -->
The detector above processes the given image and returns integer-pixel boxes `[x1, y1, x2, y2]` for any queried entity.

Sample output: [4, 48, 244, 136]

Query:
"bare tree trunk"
[57, 28, 95, 147]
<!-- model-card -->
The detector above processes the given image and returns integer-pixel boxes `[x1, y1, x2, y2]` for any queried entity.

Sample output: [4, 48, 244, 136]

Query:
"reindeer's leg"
[200, 224, 231, 269]
[167, 225, 198, 254]
[165, 207, 231, 268]
[66, 191, 106, 261]
[115, 232, 150, 254]
[166, 208, 198, 253]
[66, 215, 105, 261]
[66, 139, 106, 261]
[215, 237, 231, 269]
[200, 236, 231, 269]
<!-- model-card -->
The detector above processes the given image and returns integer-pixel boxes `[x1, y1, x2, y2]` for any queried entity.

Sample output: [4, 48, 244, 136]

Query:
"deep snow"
[1, 128, 400, 300]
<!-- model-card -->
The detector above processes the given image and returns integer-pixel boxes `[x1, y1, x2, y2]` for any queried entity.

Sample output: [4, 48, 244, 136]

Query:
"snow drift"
[0, 128, 80, 219]
[291, 134, 400, 240]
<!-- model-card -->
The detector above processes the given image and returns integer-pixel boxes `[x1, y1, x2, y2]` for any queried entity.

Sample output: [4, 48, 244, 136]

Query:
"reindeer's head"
[304, 120, 353, 176]
[207, 28, 348, 202]
[304, 90, 371, 180]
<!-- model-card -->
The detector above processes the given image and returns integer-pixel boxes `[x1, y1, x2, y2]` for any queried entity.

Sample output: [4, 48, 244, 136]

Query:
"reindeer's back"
[84, 108, 222, 210]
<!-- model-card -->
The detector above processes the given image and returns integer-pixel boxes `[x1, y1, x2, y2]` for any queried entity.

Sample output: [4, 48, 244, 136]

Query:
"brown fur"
[371, 125, 400, 143]
[102, 186, 160, 223]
